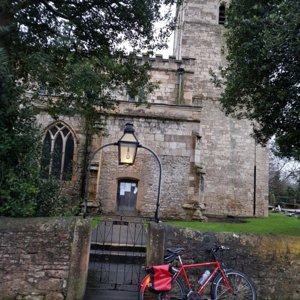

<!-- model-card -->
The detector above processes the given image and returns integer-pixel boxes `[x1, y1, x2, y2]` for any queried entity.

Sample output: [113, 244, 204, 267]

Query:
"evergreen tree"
[0, 0, 179, 216]
[0, 49, 44, 216]
[217, 0, 300, 160]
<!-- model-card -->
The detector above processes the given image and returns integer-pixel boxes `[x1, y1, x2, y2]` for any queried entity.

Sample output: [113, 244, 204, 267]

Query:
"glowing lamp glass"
[118, 123, 139, 165]
[119, 142, 138, 165]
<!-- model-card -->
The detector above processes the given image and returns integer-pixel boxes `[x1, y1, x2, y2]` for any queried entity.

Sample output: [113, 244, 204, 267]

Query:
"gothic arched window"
[41, 122, 75, 181]
[219, 3, 226, 25]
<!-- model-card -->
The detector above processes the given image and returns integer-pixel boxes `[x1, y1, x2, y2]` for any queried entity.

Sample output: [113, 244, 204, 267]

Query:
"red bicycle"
[139, 245, 257, 300]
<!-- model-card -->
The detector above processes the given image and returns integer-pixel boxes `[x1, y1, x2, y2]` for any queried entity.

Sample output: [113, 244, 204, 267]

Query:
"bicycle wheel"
[139, 275, 186, 300]
[159, 277, 186, 300]
[211, 270, 257, 300]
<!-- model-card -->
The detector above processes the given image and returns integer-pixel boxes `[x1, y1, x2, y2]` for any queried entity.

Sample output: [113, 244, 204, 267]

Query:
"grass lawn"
[166, 213, 300, 236]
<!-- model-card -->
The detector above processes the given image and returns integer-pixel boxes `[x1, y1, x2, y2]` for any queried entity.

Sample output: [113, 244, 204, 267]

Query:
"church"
[36, 0, 269, 220]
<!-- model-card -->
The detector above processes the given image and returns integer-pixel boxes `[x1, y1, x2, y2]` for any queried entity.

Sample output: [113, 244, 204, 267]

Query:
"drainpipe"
[253, 138, 257, 216]
[176, 67, 185, 104]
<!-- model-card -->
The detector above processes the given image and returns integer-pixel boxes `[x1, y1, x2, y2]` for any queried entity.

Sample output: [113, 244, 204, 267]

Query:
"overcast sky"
[124, 4, 175, 58]
[156, 33, 174, 58]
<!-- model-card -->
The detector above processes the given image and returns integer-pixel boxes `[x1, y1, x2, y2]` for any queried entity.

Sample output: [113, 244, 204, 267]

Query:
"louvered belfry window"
[219, 3, 226, 25]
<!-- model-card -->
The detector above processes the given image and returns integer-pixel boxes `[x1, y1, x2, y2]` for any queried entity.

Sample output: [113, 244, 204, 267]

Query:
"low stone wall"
[2, 218, 299, 300]
[0, 217, 91, 300]
[163, 224, 300, 300]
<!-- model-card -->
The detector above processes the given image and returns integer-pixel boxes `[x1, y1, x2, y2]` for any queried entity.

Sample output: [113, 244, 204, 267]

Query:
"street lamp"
[83, 123, 162, 222]
[117, 123, 139, 165]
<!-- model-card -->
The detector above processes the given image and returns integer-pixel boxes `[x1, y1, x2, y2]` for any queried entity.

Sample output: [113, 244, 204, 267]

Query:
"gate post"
[146, 222, 165, 266]
[66, 218, 92, 300]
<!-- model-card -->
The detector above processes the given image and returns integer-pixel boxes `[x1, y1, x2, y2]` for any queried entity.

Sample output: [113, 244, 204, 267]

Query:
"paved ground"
[84, 289, 139, 300]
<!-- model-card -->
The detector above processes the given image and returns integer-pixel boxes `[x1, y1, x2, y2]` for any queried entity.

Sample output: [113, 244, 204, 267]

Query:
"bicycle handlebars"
[164, 245, 229, 263]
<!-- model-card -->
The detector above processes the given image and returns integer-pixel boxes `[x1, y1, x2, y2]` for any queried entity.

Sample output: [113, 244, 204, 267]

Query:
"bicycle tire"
[139, 275, 186, 300]
[211, 269, 257, 300]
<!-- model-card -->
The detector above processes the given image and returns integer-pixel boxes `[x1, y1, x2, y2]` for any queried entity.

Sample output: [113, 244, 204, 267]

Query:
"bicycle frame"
[173, 256, 233, 295]
[139, 250, 236, 298]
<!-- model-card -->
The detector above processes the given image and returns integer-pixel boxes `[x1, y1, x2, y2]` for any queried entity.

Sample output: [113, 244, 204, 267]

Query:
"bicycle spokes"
[187, 291, 202, 300]
[159, 294, 184, 300]
[217, 273, 255, 299]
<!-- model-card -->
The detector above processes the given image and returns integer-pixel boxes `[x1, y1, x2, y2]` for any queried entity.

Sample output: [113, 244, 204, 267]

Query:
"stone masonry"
[91, 0, 269, 218]
[164, 223, 300, 300]
[97, 115, 201, 219]
[36, 0, 269, 219]
[0, 217, 91, 300]
[172, 0, 269, 217]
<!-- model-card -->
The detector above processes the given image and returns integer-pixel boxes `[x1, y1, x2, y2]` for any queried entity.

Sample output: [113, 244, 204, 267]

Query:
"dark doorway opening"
[117, 179, 138, 212]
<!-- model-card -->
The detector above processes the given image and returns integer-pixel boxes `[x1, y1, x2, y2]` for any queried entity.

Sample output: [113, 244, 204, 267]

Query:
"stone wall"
[36, 112, 87, 202]
[198, 100, 269, 217]
[0, 217, 91, 300]
[164, 224, 300, 300]
[112, 55, 196, 105]
[173, 0, 269, 217]
[34, 0, 270, 220]
[95, 116, 201, 219]
[146, 55, 195, 105]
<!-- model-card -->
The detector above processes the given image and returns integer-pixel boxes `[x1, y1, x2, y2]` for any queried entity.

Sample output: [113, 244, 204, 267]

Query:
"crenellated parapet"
[118, 53, 196, 106]
[135, 53, 196, 72]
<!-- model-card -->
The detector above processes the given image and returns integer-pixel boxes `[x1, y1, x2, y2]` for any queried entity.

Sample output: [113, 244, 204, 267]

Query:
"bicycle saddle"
[164, 248, 184, 263]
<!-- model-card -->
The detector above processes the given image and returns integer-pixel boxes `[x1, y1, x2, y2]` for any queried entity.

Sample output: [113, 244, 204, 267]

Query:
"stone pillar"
[66, 217, 92, 300]
[146, 221, 166, 266]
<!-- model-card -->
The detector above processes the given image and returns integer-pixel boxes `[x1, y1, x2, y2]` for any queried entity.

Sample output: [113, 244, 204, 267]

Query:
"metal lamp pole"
[138, 144, 162, 223]
[83, 123, 162, 222]
[83, 142, 117, 218]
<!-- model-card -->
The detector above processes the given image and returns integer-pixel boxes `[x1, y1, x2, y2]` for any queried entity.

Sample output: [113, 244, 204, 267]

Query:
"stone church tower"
[37, 0, 269, 220]
[172, 0, 269, 217]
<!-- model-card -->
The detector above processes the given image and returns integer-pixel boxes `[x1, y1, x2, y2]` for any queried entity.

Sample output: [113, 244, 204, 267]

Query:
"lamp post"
[117, 123, 139, 165]
[83, 123, 162, 222]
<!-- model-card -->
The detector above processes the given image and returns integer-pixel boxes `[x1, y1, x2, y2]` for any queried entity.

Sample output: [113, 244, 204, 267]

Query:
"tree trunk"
[0, 3, 14, 51]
